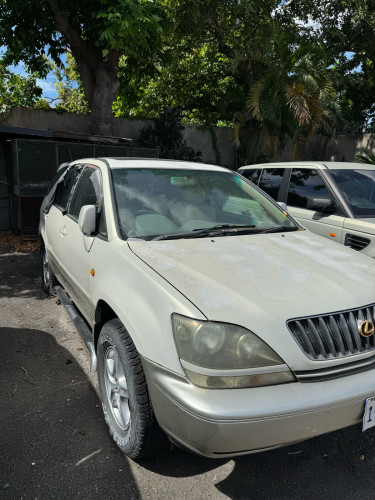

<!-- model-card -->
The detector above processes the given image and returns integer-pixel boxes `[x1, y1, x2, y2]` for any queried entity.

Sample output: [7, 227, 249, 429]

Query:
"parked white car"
[238, 161, 375, 258]
[40, 158, 375, 459]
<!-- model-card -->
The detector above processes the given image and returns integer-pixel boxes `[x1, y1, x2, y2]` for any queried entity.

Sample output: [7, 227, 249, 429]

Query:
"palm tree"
[232, 24, 341, 164]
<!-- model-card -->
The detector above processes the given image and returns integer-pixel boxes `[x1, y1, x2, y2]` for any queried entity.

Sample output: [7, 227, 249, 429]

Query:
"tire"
[40, 244, 58, 294]
[97, 319, 165, 459]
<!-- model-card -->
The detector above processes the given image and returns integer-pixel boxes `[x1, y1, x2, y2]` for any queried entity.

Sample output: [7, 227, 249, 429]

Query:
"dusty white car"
[39, 158, 375, 459]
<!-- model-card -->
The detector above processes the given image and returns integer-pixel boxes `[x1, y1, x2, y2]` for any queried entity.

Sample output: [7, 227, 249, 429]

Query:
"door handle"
[59, 226, 67, 236]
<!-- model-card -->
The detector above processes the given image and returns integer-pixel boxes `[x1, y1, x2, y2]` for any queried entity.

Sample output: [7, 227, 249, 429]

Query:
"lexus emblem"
[359, 320, 375, 338]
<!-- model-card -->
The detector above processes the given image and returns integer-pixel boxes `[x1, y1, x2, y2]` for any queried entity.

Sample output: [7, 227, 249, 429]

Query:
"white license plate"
[363, 397, 375, 431]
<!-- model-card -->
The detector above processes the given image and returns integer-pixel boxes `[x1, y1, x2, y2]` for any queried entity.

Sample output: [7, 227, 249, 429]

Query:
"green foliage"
[355, 150, 375, 164]
[0, 0, 165, 73]
[242, 28, 341, 162]
[53, 53, 89, 114]
[0, 61, 43, 115]
[282, 0, 375, 129]
[137, 108, 202, 161]
[0, 0, 166, 133]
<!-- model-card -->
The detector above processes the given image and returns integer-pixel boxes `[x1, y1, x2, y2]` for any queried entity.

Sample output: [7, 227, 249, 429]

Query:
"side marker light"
[90, 269, 95, 276]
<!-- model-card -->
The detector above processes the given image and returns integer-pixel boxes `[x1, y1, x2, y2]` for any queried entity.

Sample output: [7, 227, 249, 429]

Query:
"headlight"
[172, 314, 295, 389]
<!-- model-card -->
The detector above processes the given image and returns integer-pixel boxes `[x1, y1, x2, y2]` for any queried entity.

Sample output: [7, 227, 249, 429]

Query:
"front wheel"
[97, 319, 165, 459]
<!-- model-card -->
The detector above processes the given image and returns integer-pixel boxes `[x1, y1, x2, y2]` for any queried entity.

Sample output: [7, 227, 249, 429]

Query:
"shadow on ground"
[139, 405, 375, 500]
[0, 249, 46, 300]
[0, 327, 140, 499]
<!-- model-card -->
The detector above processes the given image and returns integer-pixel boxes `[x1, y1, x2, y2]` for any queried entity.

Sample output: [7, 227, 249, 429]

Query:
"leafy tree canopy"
[0, 0, 166, 133]
[0, 61, 43, 112]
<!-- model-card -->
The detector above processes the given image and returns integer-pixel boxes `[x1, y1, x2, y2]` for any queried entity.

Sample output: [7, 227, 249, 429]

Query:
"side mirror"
[78, 205, 97, 235]
[306, 197, 338, 214]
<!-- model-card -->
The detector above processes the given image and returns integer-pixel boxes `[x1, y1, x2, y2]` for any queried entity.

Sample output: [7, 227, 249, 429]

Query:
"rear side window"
[54, 167, 79, 211]
[287, 169, 330, 209]
[258, 168, 285, 200]
[47, 165, 68, 193]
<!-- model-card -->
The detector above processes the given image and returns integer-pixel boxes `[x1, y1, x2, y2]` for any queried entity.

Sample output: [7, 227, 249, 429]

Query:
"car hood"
[344, 217, 375, 235]
[128, 231, 375, 369]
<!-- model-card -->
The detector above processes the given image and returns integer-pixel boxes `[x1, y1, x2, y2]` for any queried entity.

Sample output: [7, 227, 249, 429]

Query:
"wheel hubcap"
[104, 346, 130, 430]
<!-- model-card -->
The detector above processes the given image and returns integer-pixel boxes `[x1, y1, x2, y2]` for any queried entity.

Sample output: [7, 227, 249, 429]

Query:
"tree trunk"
[74, 54, 120, 136]
[47, 0, 120, 136]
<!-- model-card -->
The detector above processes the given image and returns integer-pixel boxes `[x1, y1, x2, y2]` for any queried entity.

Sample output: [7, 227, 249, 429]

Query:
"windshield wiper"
[152, 224, 300, 241]
[258, 225, 300, 234]
[152, 224, 256, 241]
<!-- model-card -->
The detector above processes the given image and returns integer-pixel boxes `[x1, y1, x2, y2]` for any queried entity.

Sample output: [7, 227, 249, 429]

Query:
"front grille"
[345, 233, 370, 251]
[287, 304, 375, 360]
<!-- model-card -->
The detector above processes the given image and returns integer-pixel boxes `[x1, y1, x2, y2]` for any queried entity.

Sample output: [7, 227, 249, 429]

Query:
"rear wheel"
[40, 244, 58, 294]
[97, 318, 165, 459]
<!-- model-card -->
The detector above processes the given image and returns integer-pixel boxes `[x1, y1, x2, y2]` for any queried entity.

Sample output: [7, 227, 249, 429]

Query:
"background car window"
[287, 169, 330, 209]
[68, 167, 107, 236]
[240, 168, 262, 185]
[330, 169, 375, 217]
[258, 168, 285, 199]
[54, 167, 79, 211]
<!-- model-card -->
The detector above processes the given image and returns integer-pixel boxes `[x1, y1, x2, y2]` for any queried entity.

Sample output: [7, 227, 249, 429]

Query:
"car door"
[285, 167, 345, 242]
[58, 164, 106, 323]
[44, 165, 81, 278]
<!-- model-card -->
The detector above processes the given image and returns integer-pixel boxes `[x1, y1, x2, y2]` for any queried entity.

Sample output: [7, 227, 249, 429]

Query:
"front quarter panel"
[90, 237, 205, 375]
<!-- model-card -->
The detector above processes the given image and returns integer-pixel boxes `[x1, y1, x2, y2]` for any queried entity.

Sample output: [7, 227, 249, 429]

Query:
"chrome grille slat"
[295, 321, 316, 358]
[328, 316, 346, 355]
[318, 317, 336, 356]
[307, 319, 327, 357]
[349, 311, 362, 352]
[287, 303, 375, 360]
[339, 314, 354, 352]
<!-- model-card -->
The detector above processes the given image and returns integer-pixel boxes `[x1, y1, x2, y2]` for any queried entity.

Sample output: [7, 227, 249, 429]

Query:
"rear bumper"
[142, 357, 375, 458]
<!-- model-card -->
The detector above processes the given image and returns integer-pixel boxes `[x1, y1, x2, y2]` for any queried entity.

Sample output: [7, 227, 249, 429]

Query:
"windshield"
[330, 169, 375, 217]
[112, 168, 297, 239]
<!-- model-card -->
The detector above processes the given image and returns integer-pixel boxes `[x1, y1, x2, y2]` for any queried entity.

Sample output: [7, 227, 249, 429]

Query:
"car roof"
[68, 157, 228, 172]
[239, 161, 375, 171]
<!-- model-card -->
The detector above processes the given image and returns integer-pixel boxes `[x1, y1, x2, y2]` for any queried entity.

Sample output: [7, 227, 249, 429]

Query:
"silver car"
[238, 161, 375, 258]
[40, 158, 375, 459]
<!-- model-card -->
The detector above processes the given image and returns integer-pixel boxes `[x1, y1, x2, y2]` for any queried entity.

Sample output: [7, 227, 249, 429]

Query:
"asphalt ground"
[2, 247, 375, 499]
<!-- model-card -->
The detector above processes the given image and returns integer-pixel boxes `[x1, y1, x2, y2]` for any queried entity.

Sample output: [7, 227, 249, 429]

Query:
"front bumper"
[142, 357, 375, 458]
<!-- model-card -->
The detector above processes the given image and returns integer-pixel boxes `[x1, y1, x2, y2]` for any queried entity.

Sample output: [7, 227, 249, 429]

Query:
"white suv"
[40, 158, 375, 459]
[238, 162, 375, 258]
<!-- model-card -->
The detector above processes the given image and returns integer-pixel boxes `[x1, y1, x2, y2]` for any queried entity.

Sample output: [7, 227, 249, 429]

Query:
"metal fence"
[11, 138, 159, 195]
[9, 138, 159, 238]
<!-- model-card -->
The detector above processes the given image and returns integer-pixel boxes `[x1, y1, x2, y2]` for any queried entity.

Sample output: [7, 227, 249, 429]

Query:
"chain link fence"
[12, 138, 159, 195]
[8, 138, 159, 238]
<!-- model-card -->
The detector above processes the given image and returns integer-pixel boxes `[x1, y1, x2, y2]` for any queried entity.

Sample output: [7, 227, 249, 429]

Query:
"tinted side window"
[288, 169, 330, 209]
[54, 167, 79, 211]
[258, 168, 285, 200]
[240, 168, 262, 185]
[68, 167, 107, 236]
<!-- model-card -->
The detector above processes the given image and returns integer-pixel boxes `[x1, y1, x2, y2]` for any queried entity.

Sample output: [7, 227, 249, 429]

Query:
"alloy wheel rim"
[43, 249, 50, 286]
[104, 346, 130, 430]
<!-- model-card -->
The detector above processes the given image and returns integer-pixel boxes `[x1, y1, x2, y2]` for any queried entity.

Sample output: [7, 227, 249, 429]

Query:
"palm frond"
[355, 150, 375, 165]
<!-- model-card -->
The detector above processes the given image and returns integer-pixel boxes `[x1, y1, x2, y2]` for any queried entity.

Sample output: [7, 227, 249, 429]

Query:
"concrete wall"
[5, 108, 375, 168]
[276, 133, 375, 163]
[2, 108, 236, 168]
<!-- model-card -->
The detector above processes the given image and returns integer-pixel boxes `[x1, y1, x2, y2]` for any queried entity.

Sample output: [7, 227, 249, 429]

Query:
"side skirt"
[53, 285, 97, 372]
